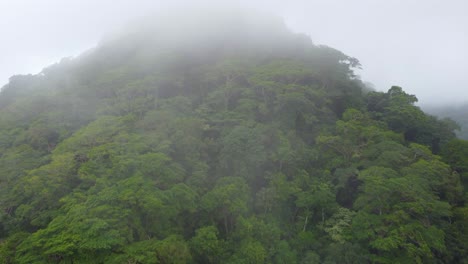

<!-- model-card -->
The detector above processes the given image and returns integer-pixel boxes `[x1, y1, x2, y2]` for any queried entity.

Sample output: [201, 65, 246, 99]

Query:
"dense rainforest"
[1, 10, 468, 264]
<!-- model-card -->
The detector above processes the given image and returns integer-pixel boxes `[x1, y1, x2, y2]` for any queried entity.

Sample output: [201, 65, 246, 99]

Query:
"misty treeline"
[424, 104, 468, 140]
[0, 10, 468, 264]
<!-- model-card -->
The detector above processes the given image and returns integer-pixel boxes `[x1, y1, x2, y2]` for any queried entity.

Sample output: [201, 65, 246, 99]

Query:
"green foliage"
[190, 226, 224, 263]
[365, 86, 457, 153]
[424, 103, 468, 140]
[0, 10, 465, 264]
[155, 235, 192, 264]
[442, 139, 468, 184]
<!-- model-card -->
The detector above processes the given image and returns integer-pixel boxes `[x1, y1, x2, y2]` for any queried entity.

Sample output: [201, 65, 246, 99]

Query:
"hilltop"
[0, 9, 467, 263]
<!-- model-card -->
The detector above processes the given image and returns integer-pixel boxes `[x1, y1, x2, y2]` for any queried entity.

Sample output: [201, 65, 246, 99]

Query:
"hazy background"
[0, 0, 467, 106]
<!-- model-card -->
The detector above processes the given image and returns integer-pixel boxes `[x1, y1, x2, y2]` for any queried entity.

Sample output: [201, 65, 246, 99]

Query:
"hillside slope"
[0, 10, 467, 263]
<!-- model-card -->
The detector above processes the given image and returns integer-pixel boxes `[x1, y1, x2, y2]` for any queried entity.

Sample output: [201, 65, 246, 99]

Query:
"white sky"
[0, 0, 467, 105]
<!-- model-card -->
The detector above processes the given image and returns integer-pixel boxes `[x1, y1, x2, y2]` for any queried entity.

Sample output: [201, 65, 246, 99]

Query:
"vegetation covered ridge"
[1, 10, 467, 264]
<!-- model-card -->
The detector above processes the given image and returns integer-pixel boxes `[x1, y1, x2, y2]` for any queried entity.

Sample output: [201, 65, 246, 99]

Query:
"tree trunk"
[303, 215, 309, 232]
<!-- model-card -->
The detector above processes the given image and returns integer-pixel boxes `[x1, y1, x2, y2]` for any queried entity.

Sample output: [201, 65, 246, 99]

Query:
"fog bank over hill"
[1, 6, 468, 263]
[1, 0, 467, 105]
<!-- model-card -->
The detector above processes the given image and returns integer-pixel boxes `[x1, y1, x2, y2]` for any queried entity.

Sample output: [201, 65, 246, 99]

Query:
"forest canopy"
[0, 9, 467, 264]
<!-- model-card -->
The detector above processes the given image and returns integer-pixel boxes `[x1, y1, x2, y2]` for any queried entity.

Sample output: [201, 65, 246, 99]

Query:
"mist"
[1, 0, 467, 106]
[2, 2, 468, 262]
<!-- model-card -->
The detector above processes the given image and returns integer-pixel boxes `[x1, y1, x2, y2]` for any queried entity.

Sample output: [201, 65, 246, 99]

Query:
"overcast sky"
[0, 0, 467, 105]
